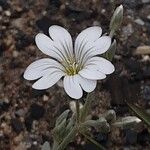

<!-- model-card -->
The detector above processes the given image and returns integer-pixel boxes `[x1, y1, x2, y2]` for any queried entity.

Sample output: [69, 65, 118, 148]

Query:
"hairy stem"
[76, 100, 80, 124]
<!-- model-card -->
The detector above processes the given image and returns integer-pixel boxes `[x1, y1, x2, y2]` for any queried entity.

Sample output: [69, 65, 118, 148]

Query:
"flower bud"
[110, 5, 123, 33]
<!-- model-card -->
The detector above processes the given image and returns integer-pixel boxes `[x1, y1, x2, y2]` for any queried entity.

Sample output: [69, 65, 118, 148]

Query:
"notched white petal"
[93, 36, 111, 54]
[23, 58, 64, 80]
[75, 26, 102, 59]
[77, 75, 97, 92]
[85, 57, 115, 74]
[49, 25, 73, 58]
[32, 71, 65, 90]
[63, 75, 83, 99]
[79, 68, 106, 80]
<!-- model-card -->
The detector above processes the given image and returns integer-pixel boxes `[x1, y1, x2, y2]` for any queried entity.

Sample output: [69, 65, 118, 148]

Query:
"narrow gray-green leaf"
[56, 109, 70, 126]
[127, 103, 150, 126]
[42, 141, 51, 150]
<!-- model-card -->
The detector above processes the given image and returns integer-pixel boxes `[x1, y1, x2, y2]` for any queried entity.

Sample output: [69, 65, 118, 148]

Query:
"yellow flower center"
[64, 60, 81, 76]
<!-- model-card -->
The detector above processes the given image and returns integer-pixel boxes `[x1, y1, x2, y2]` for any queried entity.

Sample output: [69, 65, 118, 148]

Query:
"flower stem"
[80, 132, 106, 150]
[76, 100, 80, 124]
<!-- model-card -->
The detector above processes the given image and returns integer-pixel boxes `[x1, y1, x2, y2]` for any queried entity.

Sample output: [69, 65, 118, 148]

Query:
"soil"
[0, 0, 150, 150]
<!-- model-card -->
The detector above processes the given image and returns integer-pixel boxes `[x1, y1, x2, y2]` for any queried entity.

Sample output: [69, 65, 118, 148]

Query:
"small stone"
[134, 45, 150, 55]
[142, 0, 150, 3]
[43, 95, 49, 102]
[33, 141, 37, 145]
[11, 118, 24, 134]
[125, 129, 137, 145]
[142, 55, 150, 62]
[30, 103, 45, 120]
[134, 18, 145, 26]
[147, 15, 150, 20]
[13, 50, 19, 58]
[0, 6, 2, 12]
[4, 10, 11, 16]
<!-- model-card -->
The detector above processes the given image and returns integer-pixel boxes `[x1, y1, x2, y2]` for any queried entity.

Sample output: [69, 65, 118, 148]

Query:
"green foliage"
[127, 103, 150, 126]
[104, 40, 116, 61]
[42, 142, 51, 150]
[109, 5, 123, 36]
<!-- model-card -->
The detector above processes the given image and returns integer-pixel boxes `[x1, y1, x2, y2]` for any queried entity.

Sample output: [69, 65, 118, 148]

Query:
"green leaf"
[109, 5, 123, 34]
[127, 103, 150, 126]
[42, 141, 51, 150]
[55, 109, 70, 126]
[113, 116, 141, 129]
[104, 39, 116, 61]
[80, 93, 94, 122]
[53, 119, 67, 143]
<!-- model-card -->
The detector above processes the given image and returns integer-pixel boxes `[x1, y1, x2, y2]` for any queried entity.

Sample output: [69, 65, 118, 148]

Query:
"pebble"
[43, 95, 49, 101]
[0, 6, 2, 12]
[4, 10, 11, 16]
[134, 18, 145, 26]
[147, 15, 150, 20]
[30, 103, 45, 120]
[13, 50, 19, 58]
[142, 0, 150, 3]
[134, 45, 150, 55]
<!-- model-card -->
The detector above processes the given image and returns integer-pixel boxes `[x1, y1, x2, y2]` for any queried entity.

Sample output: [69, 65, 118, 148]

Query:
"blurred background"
[0, 0, 150, 149]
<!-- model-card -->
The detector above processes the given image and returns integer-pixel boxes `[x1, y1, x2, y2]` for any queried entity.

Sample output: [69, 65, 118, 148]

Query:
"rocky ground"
[0, 0, 150, 149]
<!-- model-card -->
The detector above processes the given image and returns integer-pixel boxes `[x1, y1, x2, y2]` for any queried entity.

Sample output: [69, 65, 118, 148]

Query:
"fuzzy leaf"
[110, 5, 123, 33]
[127, 103, 150, 126]
[56, 109, 70, 126]
[80, 93, 94, 122]
[42, 141, 51, 150]
[113, 116, 141, 129]
[104, 39, 116, 61]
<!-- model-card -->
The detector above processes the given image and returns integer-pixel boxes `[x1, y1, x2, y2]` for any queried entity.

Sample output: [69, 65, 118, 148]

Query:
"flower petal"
[75, 26, 102, 59]
[24, 58, 64, 80]
[35, 33, 67, 61]
[85, 57, 115, 74]
[92, 36, 111, 54]
[32, 71, 65, 90]
[49, 25, 73, 59]
[79, 67, 106, 80]
[63, 75, 83, 99]
[79, 36, 112, 65]
[77, 75, 97, 92]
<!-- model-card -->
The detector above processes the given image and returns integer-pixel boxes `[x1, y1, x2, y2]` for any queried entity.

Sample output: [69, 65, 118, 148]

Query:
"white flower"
[24, 25, 114, 99]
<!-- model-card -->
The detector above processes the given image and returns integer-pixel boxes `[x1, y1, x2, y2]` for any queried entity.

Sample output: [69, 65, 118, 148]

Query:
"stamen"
[64, 59, 81, 76]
